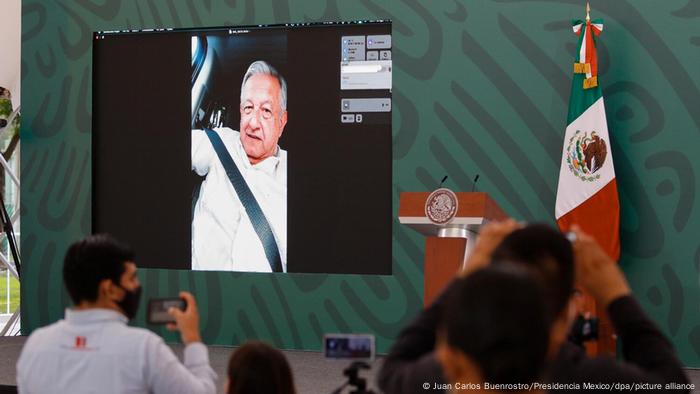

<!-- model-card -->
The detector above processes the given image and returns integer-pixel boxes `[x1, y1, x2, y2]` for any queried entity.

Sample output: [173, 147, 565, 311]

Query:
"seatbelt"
[204, 128, 283, 273]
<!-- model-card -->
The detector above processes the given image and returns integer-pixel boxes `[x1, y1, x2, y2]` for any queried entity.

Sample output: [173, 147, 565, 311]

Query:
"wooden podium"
[398, 192, 507, 305]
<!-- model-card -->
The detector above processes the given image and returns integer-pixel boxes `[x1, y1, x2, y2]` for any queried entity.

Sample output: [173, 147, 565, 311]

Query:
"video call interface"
[93, 21, 392, 275]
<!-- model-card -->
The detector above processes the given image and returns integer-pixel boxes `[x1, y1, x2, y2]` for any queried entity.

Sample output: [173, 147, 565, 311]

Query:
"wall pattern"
[20, 0, 700, 366]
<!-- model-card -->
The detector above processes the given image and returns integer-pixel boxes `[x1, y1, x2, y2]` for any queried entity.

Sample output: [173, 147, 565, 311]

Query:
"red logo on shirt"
[75, 336, 87, 348]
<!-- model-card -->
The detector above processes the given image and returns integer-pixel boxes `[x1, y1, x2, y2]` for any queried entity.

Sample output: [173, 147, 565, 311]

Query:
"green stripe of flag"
[566, 19, 604, 124]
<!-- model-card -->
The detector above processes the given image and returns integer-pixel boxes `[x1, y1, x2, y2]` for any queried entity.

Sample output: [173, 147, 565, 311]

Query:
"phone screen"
[147, 298, 185, 324]
[324, 334, 375, 360]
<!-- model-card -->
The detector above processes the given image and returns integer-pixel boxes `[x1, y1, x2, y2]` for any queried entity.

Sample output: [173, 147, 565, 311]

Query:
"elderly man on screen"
[192, 60, 288, 272]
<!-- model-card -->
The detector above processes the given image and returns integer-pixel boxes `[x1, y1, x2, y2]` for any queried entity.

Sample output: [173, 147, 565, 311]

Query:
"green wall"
[20, 0, 700, 366]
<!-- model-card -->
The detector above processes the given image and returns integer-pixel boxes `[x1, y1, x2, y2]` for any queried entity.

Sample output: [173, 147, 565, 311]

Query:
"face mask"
[116, 285, 142, 320]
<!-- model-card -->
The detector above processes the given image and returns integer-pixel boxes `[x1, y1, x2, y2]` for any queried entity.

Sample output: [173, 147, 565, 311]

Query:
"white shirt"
[16, 308, 217, 394]
[191, 127, 287, 272]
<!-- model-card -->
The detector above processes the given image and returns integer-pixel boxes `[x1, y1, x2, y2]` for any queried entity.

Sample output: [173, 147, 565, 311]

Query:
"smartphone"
[323, 333, 375, 361]
[147, 297, 186, 325]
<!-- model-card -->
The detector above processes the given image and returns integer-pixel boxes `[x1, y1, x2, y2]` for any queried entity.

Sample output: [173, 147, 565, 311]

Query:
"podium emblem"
[425, 188, 458, 224]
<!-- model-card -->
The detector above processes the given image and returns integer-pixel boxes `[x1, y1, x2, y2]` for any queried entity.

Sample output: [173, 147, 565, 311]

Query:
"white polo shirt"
[16, 308, 216, 394]
[191, 127, 287, 272]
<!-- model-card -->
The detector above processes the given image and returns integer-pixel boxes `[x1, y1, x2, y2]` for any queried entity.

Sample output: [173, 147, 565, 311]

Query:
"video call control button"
[355, 114, 363, 123]
[341, 114, 355, 123]
[367, 35, 392, 49]
[340, 98, 391, 113]
[341, 35, 366, 62]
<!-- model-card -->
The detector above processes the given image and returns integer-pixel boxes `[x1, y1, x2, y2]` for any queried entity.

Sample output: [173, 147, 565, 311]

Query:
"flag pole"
[586, 2, 591, 22]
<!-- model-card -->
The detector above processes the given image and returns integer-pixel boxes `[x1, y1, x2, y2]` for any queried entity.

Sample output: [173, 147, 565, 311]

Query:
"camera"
[569, 314, 599, 347]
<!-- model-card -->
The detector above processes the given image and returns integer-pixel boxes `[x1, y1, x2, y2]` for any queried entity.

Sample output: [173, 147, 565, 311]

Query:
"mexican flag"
[555, 17, 620, 260]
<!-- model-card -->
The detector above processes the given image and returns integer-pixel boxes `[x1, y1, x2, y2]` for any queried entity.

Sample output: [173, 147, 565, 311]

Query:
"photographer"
[16, 234, 217, 394]
[378, 221, 689, 393]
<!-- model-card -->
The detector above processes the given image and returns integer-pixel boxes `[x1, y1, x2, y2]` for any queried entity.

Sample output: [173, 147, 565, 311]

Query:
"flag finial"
[586, 2, 591, 22]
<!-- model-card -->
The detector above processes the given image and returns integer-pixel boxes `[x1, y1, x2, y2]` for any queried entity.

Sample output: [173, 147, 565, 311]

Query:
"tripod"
[330, 361, 377, 394]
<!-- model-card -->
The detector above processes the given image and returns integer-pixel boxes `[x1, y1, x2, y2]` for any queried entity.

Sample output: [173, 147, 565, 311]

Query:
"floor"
[1, 336, 698, 393]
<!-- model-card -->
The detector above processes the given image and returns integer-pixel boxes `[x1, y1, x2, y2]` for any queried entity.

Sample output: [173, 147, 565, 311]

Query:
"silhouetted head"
[491, 223, 574, 320]
[63, 234, 141, 320]
[226, 341, 296, 394]
[438, 265, 549, 390]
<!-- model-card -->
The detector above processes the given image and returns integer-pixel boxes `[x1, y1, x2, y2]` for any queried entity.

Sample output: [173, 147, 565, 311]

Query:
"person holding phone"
[16, 234, 217, 394]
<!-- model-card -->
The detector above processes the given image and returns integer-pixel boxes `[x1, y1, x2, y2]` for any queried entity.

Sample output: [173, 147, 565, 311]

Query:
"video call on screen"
[93, 21, 392, 275]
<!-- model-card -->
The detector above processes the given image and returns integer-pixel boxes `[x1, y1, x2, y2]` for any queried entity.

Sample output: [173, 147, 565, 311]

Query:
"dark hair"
[227, 341, 296, 394]
[63, 234, 135, 304]
[491, 223, 574, 319]
[442, 266, 549, 386]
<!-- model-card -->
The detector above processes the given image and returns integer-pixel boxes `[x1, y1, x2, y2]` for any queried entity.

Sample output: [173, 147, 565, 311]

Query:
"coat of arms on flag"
[566, 130, 607, 182]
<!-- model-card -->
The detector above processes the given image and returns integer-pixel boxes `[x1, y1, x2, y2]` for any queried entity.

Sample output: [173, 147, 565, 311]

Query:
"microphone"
[439, 175, 448, 188]
[471, 174, 480, 192]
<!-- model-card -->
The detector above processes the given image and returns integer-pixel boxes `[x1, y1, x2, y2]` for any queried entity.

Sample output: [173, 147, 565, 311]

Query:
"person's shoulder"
[194, 126, 239, 138]
[549, 341, 623, 382]
[214, 126, 240, 139]
[116, 324, 163, 342]
[22, 320, 66, 350]
[278, 146, 287, 161]
[211, 127, 243, 151]
[109, 326, 171, 357]
[29, 319, 65, 338]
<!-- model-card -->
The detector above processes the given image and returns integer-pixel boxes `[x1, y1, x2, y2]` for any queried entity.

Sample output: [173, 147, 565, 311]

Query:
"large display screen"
[93, 21, 392, 275]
